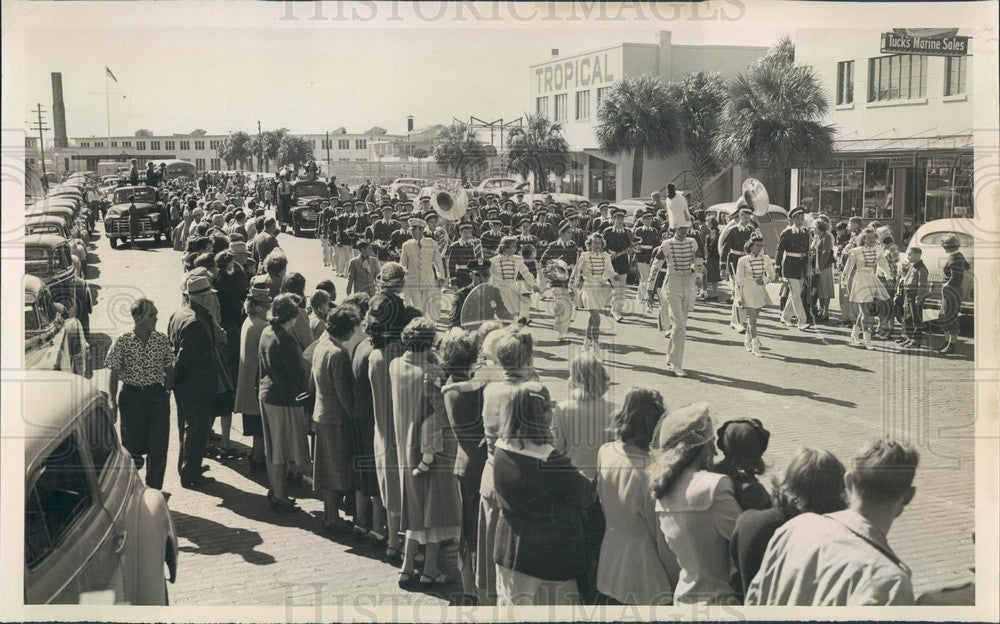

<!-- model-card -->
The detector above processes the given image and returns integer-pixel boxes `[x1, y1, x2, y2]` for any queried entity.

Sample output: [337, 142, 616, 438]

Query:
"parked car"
[24, 275, 89, 376]
[25, 215, 88, 268]
[471, 176, 527, 199]
[388, 177, 428, 201]
[707, 202, 789, 258]
[520, 192, 590, 208]
[25, 234, 91, 318]
[902, 218, 976, 317]
[104, 186, 169, 248]
[289, 179, 330, 236]
[615, 191, 694, 227]
[23, 370, 178, 604]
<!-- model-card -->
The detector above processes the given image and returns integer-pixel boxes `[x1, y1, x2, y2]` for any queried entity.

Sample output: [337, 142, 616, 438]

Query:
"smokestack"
[407, 116, 414, 132]
[51, 73, 68, 148]
[551, 48, 559, 59]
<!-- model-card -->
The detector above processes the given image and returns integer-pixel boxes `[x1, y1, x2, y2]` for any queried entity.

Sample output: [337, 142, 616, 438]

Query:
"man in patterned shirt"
[106, 297, 175, 489]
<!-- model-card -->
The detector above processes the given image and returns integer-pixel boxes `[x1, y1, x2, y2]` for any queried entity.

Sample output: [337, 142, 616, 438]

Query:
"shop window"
[863, 159, 893, 221]
[536, 96, 549, 118]
[944, 56, 967, 96]
[802, 166, 863, 218]
[836, 61, 854, 104]
[868, 54, 925, 102]
[923, 155, 974, 222]
[554, 94, 568, 122]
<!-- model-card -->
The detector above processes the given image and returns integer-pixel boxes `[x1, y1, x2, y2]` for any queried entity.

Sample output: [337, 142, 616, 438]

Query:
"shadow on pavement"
[691, 371, 858, 408]
[84, 264, 101, 280]
[170, 509, 276, 565]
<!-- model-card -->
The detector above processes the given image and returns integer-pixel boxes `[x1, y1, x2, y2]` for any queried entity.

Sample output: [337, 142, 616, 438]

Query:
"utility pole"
[31, 103, 50, 190]
[325, 130, 331, 177]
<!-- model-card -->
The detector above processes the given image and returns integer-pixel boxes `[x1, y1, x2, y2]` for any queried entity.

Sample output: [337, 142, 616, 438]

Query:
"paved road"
[82, 219, 977, 606]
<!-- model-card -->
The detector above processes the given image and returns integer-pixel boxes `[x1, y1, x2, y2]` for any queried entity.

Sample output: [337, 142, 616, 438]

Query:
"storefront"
[796, 136, 973, 242]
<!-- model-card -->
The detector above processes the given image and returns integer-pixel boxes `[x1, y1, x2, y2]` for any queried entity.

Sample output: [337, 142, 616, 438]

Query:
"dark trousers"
[175, 395, 216, 482]
[119, 384, 170, 489]
[902, 294, 924, 340]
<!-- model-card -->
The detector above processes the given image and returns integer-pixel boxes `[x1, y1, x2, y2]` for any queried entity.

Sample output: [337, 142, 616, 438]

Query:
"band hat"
[597, 202, 610, 208]
[558, 221, 574, 234]
[184, 274, 217, 297]
[612, 208, 627, 217]
[381, 204, 395, 211]
[501, 199, 515, 207]
[423, 211, 439, 221]
[577, 200, 591, 207]
[518, 217, 532, 225]
[738, 204, 754, 214]
[458, 221, 474, 230]
[408, 217, 427, 228]
[419, 195, 431, 201]
[789, 207, 805, 219]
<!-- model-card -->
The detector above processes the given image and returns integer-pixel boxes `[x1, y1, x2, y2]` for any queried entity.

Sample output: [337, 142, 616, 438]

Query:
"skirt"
[580, 282, 612, 311]
[705, 256, 721, 283]
[816, 266, 835, 299]
[495, 281, 522, 318]
[259, 402, 312, 467]
[739, 282, 772, 310]
[849, 270, 890, 303]
[313, 420, 353, 492]
[495, 565, 581, 606]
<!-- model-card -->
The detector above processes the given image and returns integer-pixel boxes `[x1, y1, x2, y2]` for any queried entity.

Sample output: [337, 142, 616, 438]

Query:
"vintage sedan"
[24, 371, 178, 604]
[25, 215, 88, 268]
[289, 179, 330, 237]
[24, 234, 91, 318]
[471, 176, 528, 199]
[104, 186, 169, 248]
[902, 218, 976, 319]
[388, 177, 428, 201]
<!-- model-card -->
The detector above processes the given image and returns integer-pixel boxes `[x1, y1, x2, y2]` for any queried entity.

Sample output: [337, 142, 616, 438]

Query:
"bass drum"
[459, 283, 517, 329]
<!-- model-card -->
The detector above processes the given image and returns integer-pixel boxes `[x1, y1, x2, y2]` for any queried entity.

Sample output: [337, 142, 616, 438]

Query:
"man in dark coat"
[776, 207, 813, 330]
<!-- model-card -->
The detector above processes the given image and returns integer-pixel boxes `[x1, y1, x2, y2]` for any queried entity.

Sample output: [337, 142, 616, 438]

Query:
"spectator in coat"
[746, 439, 918, 606]
[234, 287, 271, 472]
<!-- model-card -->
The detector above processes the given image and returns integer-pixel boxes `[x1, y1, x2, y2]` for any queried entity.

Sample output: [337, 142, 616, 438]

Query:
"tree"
[218, 130, 253, 170]
[433, 122, 488, 182]
[276, 134, 314, 171]
[596, 75, 684, 198]
[252, 129, 287, 172]
[664, 72, 727, 206]
[506, 115, 569, 193]
[714, 35, 835, 195]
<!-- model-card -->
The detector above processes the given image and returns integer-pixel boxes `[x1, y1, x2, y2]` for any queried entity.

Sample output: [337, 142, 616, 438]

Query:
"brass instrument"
[425, 179, 469, 222]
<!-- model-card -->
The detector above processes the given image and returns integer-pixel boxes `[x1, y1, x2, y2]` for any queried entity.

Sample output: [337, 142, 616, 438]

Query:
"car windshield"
[920, 231, 975, 248]
[25, 303, 40, 331]
[294, 183, 329, 198]
[114, 188, 156, 204]
[27, 225, 62, 236]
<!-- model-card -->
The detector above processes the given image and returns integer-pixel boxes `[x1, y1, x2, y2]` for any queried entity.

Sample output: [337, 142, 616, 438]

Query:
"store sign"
[887, 156, 915, 168]
[535, 53, 616, 94]
[929, 155, 960, 168]
[880, 30, 970, 56]
[839, 158, 862, 168]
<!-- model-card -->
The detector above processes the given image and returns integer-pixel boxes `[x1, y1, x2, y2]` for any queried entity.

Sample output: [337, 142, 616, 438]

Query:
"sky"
[10, 1, 995, 139]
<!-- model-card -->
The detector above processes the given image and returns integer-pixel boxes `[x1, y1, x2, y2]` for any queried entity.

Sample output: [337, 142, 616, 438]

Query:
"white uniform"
[735, 253, 776, 309]
[665, 194, 692, 229]
[490, 254, 536, 320]
[570, 251, 616, 311]
[399, 237, 444, 317]
[650, 237, 702, 370]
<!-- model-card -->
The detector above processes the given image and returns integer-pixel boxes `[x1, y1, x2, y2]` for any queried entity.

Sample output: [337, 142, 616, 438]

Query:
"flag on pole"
[105, 66, 118, 83]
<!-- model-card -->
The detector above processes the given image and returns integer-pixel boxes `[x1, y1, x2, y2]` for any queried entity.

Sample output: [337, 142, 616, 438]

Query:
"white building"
[529, 30, 766, 202]
[792, 28, 974, 240]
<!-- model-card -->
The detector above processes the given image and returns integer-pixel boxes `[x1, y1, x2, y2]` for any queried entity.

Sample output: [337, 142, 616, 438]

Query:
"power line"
[30, 103, 50, 190]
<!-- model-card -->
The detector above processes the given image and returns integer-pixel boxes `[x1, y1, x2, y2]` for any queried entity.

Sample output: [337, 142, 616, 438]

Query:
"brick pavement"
[84, 224, 978, 606]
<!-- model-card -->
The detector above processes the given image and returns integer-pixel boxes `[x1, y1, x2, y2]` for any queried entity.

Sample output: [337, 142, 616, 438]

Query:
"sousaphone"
[425, 178, 468, 222]
[740, 178, 770, 218]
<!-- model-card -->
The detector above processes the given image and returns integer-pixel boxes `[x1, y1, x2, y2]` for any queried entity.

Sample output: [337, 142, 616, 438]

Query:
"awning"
[833, 132, 973, 154]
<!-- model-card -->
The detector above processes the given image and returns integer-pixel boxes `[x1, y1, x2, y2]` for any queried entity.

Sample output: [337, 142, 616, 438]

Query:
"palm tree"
[506, 115, 569, 193]
[596, 75, 684, 198]
[277, 134, 314, 172]
[714, 35, 835, 200]
[665, 72, 727, 206]
[252, 129, 288, 172]
[433, 122, 487, 182]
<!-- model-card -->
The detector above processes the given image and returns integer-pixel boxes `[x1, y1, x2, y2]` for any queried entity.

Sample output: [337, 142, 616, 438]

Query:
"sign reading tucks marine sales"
[880, 30, 970, 56]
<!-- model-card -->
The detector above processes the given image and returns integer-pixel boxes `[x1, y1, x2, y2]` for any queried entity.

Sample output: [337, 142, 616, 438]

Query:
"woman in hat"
[596, 388, 679, 605]
[840, 227, 891, 349]
[492, 383, 597, 605]
[711, 419, 772, 511]
[937, 234, 970, 354]
[648, 402, 742, 605]
[257, 293, 312, 510]
[734, 235, 775, 357]
[489, 236, 537, 325]
[570, 232, 617, 350]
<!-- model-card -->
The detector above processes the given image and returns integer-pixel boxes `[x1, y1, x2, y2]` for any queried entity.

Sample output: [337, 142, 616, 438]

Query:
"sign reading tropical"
[880, 28, 970, 56]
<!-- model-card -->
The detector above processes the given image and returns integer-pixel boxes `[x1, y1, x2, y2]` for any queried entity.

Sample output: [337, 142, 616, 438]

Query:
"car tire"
[153, 233, 162, 244]
[109, 236, 118, 249]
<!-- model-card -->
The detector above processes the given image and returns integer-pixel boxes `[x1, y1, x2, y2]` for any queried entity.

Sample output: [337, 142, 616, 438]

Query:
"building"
[529, 30, 767, 202]
[56, 127, 396, 175]
[792, 28, 974, 241]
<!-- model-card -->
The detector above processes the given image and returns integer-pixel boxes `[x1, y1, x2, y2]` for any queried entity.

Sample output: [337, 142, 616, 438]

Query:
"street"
[83, 219, 976, 607]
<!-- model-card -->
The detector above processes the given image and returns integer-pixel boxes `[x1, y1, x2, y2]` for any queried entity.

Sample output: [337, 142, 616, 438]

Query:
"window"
[862, 159, 893, 220]
[836, 60, 854, 104]
[180, 140, 190, 150]
[309, 139, 316, 149]
[165, 140, 175, 150]
[210, 157, 221, 170]
[195, 140, 205, 150]
[136, 141, 146, 150]
[209, 140, 220, 150]
[554, 93, 568, 122]
[195, 158, 205, 171]
[339, 158, 350, 162]
[94, 141, 104, 148]
[338, 139, 350, 150]
[24, 434, 94, 569]
[575, 90, 590, 120]
[596, 87, 612, 110]
[111, 141, 118, 148]
[25, 303, 40, 331]
[150, 140, 160, 150]
[82, 405, 117, 478]
[79, 142, 90, 148]
[945, 56, 967, 96]
[868, 54, 925, 102]
[536, 96, 549, 117]
[355, 139, 367, 150]
[122, 141, 132, 148]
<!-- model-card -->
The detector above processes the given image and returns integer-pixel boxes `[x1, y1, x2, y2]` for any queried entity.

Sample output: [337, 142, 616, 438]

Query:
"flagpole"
[105, 72, 112, 154]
